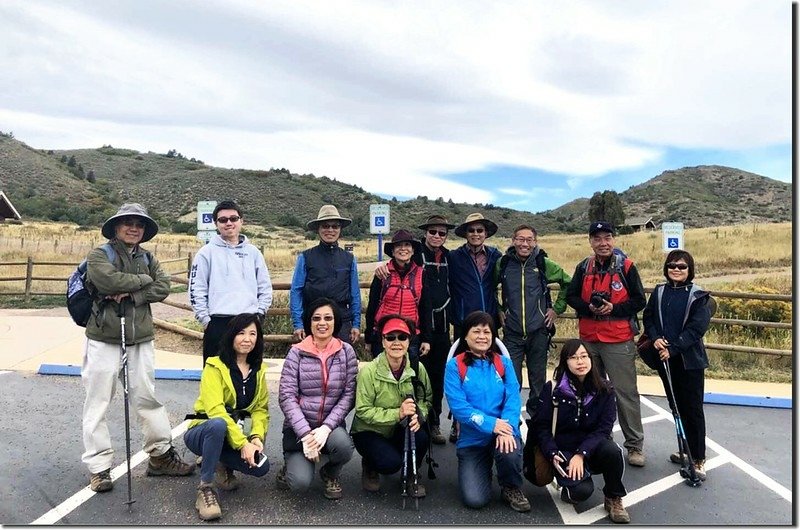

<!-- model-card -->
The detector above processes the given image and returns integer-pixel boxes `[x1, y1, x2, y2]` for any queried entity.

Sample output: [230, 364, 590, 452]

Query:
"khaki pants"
[584, 340, 644, 452]
[81, 338, 173, 473]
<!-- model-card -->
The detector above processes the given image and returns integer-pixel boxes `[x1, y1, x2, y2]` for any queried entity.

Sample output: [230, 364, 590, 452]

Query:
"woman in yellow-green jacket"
[184, 313, 270, 521]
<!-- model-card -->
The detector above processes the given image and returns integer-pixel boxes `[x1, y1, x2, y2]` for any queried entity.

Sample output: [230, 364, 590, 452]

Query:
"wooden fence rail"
[0, 256, 792, 357]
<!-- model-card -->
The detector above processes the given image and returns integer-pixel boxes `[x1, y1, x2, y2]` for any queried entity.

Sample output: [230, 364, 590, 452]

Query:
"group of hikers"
[78, 201, 713, 524]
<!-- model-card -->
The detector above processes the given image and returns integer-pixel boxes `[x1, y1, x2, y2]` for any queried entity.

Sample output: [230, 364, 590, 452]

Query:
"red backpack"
[454, 352, 506, 382]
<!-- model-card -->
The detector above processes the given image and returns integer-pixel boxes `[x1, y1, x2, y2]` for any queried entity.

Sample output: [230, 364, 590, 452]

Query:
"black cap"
[588, 221, 615, 236]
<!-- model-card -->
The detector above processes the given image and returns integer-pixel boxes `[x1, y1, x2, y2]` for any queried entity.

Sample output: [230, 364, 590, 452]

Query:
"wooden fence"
[0, 255, 792, 357]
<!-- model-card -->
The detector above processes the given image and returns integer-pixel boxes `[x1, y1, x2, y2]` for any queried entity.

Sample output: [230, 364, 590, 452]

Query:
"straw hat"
[454, 213, 498, 238]
[306, 205, 352, 230]
[101, 203, 159, 242]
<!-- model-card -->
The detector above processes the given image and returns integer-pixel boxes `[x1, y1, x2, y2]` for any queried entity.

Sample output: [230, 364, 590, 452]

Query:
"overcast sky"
[0, 0, 792, 213]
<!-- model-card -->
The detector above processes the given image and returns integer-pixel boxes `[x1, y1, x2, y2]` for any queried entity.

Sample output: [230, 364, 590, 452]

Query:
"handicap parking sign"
[375, 216, 385, 227]
[202, 213, 214, 224]
[668, 237, 679, 248]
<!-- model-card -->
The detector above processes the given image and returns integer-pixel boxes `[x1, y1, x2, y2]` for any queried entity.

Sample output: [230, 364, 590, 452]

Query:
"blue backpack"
[66, 244, 151, 327]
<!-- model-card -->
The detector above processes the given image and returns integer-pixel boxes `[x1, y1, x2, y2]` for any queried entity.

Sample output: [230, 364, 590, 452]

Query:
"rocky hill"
[0, 135, 791, 236]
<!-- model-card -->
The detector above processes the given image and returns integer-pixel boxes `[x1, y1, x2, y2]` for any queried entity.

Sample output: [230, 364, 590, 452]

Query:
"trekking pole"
[401, 417, 410, 509]
[662, 360, 701, 487]
[117, 299, 136, 509]
[410, 418, 419, 510]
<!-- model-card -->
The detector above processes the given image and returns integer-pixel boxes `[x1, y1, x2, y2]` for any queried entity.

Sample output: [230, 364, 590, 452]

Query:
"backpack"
[580, 252, 640, 335]
[379, 265, 421, 306]
[454, 351, 506, 382]
[66, 243, 151, 327]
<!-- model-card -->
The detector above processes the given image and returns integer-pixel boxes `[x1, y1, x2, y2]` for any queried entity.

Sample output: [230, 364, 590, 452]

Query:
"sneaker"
[501, 487, 531, 513]
[627, 449, 645, 467]
[275, 465, 290, 490]
[196, 455, 203, 466]
[669, 452, 685, 464]
[448, 422, 459, 443]
[147, 447, 196, 476]
[604, 496, 630, 524]
[406, 472, 426, 498]
[320, 466, 343, 500]
[430, 425, 446, 445]
[560, 487, 578, 505]
[693, 459, 707, 481]
[89, 469, 113, 492]
[215, 463, 239, 491]
[195, 482, 222, 521]
[361, 459, 380, 492]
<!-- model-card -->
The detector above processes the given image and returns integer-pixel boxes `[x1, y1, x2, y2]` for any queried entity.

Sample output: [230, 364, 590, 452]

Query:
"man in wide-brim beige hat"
[454, 212, 498, 238]
[306, 205, 352, 231]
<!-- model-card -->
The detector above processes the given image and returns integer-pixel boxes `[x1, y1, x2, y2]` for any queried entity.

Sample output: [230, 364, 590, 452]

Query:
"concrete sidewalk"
[0, 310, 791, 399]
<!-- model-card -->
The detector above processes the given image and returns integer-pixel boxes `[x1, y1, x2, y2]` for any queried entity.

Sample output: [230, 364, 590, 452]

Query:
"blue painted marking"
[704, 392, 791, 409]
[38, 364, 202, 381]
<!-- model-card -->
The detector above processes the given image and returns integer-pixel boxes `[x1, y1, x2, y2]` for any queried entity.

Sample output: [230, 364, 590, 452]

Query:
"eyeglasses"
[311, 315, 335, 322]
[120, 219, 145, 229]
[666, 263, 689, 270]
[567, 355, 591, 363]
[216, 215, 241, 224]
[320, 223, 341, 229]
[466, 227, 485, 234]
[384, 333, 410, 342]
[427, 229, 447, 237]
[513, 237, 535, 244]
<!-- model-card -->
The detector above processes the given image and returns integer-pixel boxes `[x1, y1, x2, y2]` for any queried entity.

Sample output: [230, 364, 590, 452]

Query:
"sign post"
[197, 200, 218, 245]
[369, 204, 391, 261]
[661, 222, 684, 251]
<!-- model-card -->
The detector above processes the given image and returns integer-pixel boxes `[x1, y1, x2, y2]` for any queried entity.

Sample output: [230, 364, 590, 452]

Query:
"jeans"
[456, 437, 524, 509]
[282, 426, 354, 491]
[184, 418, 270, 484]
[352, 427, 429, 475]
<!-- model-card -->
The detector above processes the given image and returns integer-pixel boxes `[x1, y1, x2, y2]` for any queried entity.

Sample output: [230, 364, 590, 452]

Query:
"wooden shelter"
[0, 191, 22, 222]
[623, 216, 656, 232]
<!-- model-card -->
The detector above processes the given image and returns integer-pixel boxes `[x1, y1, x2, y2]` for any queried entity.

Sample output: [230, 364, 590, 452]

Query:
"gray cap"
[101, 203, 159, 242]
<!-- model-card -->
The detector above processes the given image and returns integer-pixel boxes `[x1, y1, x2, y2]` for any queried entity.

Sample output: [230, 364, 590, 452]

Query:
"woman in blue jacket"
[444, 311, 530, 513]
[532, 339, 629, 524]
[642, 249, 712, 480]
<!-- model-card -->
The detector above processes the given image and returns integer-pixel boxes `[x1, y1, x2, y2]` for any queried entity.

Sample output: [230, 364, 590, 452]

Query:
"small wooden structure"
[624, 216, 656, 232]
[0, 191, 22, 222]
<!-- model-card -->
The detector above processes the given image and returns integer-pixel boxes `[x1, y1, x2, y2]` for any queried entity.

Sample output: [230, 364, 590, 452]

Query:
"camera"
[590, 291, 610, 307]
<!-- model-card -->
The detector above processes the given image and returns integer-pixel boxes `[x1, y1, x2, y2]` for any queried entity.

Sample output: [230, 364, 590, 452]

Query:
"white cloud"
[0, 0, 790, 207]
[498, 188, 528, 196]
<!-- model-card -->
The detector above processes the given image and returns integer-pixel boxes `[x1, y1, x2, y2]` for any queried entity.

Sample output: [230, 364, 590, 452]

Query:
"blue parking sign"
[202, 213, 214, 224]
[375, 216, 385, 227]
[668, 237, 679, 248]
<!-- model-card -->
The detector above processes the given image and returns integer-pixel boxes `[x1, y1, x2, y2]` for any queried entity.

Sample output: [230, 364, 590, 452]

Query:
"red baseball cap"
[381, 317, 410, 335]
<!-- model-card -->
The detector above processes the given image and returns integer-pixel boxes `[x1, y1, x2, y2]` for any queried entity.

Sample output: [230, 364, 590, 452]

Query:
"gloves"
[301, 434, 320, 462]
[312, 425, 332, 449]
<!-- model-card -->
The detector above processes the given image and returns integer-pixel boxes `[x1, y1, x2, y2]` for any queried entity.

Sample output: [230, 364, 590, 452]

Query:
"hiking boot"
[604, 496, 630, 524]
[406, 472, 426, 498]
[89, 469, 113, 492]
[693, 459, 707, 481]
[560, 486, 578, 505]
[669, 452, 685, 464]
[501, 487, 531, 512]
[448, 422, 459, 443]
[195, 482, 222, 521]
[215, 463, 239, 491]
[275, 464, 290, 490]
[361, 460, 380, 492]
[627, 449, 645, 467]
[147, 447, 196, 476]
[320, 466, 343, 500]
[430, 425, 446, 445]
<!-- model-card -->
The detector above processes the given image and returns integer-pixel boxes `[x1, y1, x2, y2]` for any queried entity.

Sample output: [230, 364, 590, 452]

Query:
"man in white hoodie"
[189, 200, 273, 364]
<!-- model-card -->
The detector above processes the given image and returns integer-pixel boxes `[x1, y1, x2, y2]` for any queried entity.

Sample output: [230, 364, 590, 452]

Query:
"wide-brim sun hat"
[417, 214, 456, 230]
[454, 213, 498, 238]
[101, 203, 159, 243]
[383, 229, 422, 257]
[307, 204, 352, 230]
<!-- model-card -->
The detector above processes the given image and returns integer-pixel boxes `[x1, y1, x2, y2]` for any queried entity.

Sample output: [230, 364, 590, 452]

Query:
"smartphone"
[554, 452, 569, 477]
[253, 451, 268, 468]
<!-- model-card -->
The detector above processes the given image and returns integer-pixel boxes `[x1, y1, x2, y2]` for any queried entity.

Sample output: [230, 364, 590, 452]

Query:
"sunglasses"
[311, 315, 335, 322]
[467, 227, 485, 234]
[120, 219, 145, 229]
[216, 215, 241, 224]
[427, 229, 447, 237]
[384, 333, 410, 342]
[666, 263, 689, 270]
[320, 223, 341, 229]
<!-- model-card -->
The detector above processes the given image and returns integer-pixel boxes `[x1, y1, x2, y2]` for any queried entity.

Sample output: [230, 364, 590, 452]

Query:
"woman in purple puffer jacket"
[277, 297, 359, 500]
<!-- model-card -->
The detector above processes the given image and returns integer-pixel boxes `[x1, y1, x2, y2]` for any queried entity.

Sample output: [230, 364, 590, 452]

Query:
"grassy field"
[0, 220, 791, 382]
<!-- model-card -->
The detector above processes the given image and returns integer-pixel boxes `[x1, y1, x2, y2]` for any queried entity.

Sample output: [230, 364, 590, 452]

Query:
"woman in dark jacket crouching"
[532, 339, 630, 524]
[642, 249, 712, 480]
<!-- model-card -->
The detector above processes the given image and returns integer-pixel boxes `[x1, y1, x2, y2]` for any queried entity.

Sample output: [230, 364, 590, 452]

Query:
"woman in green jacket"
[184, 313, 270, 521]
[351, 314, 433, 497]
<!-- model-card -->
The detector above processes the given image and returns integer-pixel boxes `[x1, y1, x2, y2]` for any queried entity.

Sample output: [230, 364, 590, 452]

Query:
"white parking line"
[31, 420, 191, 525]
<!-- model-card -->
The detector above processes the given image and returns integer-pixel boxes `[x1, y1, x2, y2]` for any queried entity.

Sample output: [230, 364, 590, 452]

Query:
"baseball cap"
[588, 221, 615, 236]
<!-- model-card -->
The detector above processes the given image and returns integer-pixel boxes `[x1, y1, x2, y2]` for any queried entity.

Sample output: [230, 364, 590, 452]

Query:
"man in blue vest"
[290, 205, 361, 344]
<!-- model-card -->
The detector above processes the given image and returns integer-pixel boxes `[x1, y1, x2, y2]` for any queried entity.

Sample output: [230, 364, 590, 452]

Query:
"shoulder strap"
[100, 243, 117, 266]
[456, 352, 505, 382]
[551, 393, 559, 436]
[455, 353, 468, 382]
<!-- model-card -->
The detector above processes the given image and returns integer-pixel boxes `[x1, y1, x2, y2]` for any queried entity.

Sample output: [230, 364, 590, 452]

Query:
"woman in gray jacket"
[277, 297, 359, 499]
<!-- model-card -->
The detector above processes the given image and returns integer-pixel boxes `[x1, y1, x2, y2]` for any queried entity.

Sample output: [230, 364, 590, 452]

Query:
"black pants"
[658, 356, 706, 460]
[202, 315, 234, 365]
[419, 332, 451, 427]
[352, 427, 429, 475]
[561, 438, 627, 503]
